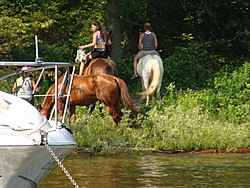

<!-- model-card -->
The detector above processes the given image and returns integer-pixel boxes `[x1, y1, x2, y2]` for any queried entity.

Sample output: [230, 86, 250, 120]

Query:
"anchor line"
[44, 141, 80, 188]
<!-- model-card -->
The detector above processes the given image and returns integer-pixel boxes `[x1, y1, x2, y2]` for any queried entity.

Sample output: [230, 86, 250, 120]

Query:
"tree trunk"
[123, 25, 140, 60]
[105, 0, 121, 62]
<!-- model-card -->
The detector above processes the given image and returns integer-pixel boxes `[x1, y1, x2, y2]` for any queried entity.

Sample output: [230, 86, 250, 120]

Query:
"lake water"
[38, 152, 250, 188]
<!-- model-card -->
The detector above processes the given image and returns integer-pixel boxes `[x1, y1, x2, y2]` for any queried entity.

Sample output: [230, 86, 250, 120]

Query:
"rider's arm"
[80, 32, 98, 50]
[138, 33, 144, 51]
[31, 80, 41, 92]
[153, 33, 158, 50]
[12, 80, 17, 93]
[12, 77, 22, 92]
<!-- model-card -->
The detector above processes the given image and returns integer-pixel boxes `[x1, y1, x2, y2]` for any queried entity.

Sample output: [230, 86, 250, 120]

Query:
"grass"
[70, 91, 250, 155]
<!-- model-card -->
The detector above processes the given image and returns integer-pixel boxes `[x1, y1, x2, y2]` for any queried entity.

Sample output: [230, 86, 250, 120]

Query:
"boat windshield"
[0, 91, 51, 130]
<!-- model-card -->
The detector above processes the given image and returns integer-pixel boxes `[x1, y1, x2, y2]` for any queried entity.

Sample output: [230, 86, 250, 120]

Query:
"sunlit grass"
[71, 93, 250, 155]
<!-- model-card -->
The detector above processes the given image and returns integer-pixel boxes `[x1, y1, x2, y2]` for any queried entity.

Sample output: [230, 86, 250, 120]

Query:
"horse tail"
[138, 58, 161, 99]
[115, 78, 138, 118]
[106, 58, 119, 77]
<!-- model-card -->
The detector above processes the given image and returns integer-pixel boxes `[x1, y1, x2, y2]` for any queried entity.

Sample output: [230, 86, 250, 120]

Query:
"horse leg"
[89, 101, 103, 116]
[140, 77, 146, 91]
[70, 105, 76, 123]
[58, 100, 65, 121]
[156, 79, 162, 98]
[146, 96, 150, 105]
[141, 76, 150, 105]
[89, 103, 96, 114]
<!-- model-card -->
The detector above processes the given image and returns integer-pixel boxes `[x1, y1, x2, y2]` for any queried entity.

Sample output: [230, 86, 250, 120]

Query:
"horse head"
[75, 50, 86, 64]
[39, 104, 49, 119]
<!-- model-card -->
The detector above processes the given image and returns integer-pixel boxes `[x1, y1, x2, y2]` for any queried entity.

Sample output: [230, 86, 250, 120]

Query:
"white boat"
[0, 61, 78, 188]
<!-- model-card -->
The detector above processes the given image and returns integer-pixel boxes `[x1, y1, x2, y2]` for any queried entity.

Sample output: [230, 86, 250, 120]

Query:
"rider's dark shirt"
[142, 32, 155, 51]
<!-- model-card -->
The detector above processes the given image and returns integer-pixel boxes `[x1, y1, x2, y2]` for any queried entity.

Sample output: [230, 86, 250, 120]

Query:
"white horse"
[137, 54, 164, 104]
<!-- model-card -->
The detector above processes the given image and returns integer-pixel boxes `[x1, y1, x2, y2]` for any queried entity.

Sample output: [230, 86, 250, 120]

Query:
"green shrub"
[163, 42, 215, 90]
[199, 62, 250, 124]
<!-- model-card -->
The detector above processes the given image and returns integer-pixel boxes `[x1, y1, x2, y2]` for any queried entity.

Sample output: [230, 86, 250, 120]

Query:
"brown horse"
[79, 57, 119, 113]
[40, 74, 137, 128]
[80, 57, 119, 77]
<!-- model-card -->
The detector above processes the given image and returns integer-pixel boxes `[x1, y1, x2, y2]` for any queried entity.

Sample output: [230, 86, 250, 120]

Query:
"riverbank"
[70, 146, 250, 156]
[72, 101, 250, 155]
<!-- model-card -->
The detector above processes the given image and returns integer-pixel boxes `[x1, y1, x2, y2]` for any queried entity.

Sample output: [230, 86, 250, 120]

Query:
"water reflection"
[38, 153, 250, 188]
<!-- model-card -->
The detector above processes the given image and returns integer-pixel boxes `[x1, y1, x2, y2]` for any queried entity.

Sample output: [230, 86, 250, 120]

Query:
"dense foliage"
[1, 1, 249, 83]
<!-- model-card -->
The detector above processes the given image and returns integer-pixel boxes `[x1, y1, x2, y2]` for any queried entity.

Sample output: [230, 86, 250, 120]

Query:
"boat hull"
[0, 124, 77, 188]
[0, 62, 78, 188]
[0, 144, 76, 188]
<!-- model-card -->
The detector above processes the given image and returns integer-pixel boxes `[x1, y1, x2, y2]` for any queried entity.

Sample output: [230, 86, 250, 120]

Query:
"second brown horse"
[80, 57, 119, 77]
[80, 57, 119, 113]
[40, 74, 137, 128]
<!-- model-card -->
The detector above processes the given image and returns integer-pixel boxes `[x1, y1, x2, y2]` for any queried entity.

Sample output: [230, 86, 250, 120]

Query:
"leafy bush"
[162, 42, 238, 90]
[199, 62, 250, 124]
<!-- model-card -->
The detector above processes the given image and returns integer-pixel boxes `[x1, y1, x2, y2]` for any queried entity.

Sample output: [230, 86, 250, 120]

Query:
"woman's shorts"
[91, 49, 108, 59]
[137, 50, 159, 57]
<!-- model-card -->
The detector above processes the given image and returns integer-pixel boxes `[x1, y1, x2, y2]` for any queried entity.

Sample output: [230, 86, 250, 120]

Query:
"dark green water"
[39, 153, 250, 188]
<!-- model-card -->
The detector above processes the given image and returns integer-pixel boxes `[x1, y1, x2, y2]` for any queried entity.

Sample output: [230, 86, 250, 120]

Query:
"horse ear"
[108, 30, 113, 35]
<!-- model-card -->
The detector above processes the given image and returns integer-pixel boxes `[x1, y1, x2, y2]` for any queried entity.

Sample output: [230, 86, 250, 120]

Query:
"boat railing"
[0, 61, 76, 129]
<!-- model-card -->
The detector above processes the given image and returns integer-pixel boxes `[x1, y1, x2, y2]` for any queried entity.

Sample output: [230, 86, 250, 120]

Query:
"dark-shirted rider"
[131, 23, 160, 80]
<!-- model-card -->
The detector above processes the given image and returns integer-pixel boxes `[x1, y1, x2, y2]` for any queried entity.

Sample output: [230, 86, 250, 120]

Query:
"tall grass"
[71, 95, 250, 155]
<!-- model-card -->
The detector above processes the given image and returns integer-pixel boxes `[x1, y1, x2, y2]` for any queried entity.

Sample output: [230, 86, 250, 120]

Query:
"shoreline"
[69, 147, 250, 156]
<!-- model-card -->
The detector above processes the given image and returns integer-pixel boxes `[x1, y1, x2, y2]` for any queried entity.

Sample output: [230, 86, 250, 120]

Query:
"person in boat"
[78, 21, 112, 75]
[12, 66, 41, 105]
[131, 23, 160, 80]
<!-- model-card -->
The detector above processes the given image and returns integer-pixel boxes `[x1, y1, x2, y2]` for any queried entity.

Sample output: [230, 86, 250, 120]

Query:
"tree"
[105, 0, 121, 62]
[179, 0, 250, 63]
[0, 0, 105, 61]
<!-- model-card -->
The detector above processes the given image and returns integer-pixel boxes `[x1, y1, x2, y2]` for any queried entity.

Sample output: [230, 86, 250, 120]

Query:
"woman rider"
[79, 21, 111, 75]
[131, 23, 160, 79]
